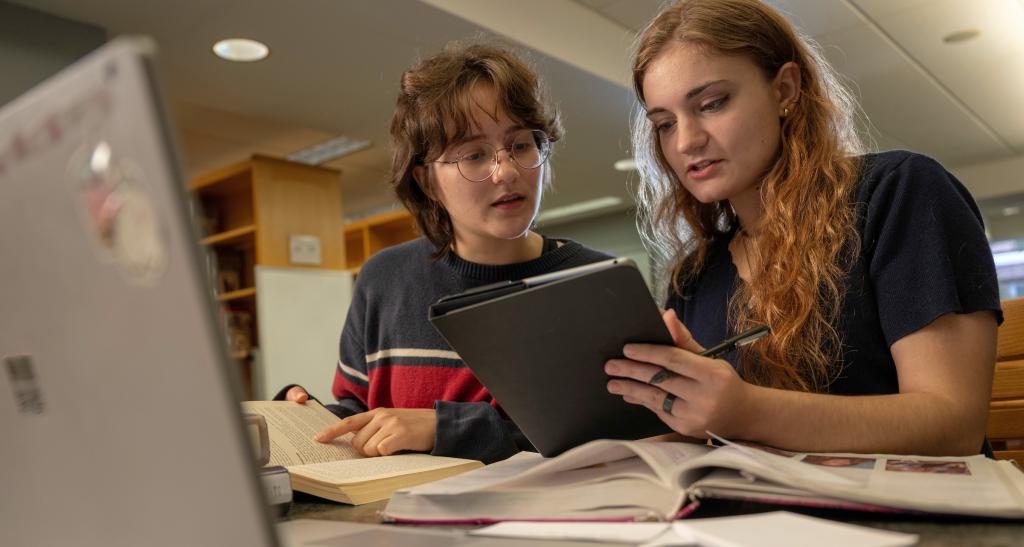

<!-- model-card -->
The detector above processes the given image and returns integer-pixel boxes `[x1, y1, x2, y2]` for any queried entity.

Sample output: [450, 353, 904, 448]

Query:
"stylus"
[648, 325, 770, 385]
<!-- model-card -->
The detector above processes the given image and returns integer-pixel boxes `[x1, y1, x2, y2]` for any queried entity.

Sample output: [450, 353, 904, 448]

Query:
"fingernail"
[607, 382, 621, 394]
[605, 362, 617, 374]
[314, 433, 325, 442]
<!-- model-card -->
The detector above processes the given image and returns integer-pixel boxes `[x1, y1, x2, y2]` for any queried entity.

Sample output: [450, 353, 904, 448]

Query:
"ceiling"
[10, 0, 1024, 224]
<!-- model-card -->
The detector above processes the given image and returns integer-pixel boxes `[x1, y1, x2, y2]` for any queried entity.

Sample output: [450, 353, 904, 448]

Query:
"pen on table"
[647, 325, 770, 385]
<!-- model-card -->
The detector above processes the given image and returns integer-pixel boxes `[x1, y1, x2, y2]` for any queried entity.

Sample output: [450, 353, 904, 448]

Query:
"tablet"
[429, 258, 674, 456]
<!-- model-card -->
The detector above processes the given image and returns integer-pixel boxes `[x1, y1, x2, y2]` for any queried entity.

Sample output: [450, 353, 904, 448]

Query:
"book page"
[398, 452, 548, 495]
[627, 440, 716, 485]
[677, 512, 918, 547]
[851, 454, 1023, 513]
[498, 439, 713, 490]
[679, 435, 1024, 517]
[388, 474, 684, 522]
[241, 400, 361, 467]
[469, 522, 676, 544]
[289, 454, 474, 485]
[396, 440, 708, 496]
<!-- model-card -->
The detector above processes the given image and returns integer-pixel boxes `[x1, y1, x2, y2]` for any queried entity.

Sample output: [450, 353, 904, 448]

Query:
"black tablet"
[429, 258, 674, 456]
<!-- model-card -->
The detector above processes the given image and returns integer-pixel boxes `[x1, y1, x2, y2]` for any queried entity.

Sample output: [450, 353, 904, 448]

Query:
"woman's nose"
[489, 149, 519, 184]
[675, 118, 709, 155]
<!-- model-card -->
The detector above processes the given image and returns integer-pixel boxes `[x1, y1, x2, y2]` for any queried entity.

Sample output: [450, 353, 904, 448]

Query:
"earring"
[782, 106, 790, 117]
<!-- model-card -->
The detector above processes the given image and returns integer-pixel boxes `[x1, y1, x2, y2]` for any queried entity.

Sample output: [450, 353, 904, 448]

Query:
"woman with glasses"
[277, 42, 611, 463]
[604, 0, 1001, 456]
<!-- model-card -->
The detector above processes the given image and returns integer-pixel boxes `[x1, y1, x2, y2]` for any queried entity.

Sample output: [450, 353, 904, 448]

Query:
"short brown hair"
[389, 41, 562, 257]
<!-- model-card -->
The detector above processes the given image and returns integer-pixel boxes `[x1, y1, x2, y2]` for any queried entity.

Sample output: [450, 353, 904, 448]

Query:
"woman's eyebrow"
[645, 79, 728, 118]
[685, 79, 727, 100]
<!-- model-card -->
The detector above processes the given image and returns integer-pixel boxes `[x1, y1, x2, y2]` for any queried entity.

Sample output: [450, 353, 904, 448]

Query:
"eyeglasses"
[433, 129, 552, 182]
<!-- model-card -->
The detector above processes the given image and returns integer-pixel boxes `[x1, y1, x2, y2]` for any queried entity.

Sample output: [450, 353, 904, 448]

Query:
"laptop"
[429, 259, 675, 457]
[0, 36, 597, 547]
[0, 37, 283, 547]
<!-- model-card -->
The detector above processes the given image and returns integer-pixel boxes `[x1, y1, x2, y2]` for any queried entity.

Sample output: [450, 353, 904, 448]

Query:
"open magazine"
[382, 436, 1024, 522]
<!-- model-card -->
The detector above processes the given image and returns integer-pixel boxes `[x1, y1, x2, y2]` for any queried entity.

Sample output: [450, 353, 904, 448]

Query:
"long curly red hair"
[631, 0, 867, 391]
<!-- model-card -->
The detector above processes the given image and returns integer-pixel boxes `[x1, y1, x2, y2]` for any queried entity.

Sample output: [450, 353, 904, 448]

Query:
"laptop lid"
[0, 38, 277, 547]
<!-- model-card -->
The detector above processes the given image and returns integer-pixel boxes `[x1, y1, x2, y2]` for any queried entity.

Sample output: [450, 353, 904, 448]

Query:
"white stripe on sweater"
[338, 359, 369, 382]
[365, 348, 461, 363]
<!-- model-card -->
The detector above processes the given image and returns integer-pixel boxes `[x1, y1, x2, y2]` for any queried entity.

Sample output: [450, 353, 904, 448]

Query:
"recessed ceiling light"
[1002, 206, 1021, 217]
[613, 158, 636, 172]
[212, 38, 270, 62]
[942, 29, 981, 44]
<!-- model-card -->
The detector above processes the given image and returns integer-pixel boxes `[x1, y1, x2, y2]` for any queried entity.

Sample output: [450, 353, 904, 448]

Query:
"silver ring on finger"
[662, 392, 677, 416]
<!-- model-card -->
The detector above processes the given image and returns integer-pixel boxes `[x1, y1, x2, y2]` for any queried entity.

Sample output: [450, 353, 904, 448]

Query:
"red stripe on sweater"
[368, 366, 492, 409]
[332, 370, 368, 403]
[331, 363, 499, 411]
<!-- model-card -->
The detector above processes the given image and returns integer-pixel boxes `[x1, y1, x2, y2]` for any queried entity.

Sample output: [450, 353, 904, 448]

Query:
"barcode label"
[5, 355, 34, 381]
[4, 354, 45, 415]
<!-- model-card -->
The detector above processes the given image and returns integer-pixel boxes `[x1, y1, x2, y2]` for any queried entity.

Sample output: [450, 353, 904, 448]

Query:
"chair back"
[989, 297, 1024, 467]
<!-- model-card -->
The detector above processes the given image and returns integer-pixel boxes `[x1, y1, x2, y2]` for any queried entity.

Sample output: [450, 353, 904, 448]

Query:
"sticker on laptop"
[70, 139, 168, 285]
[3, 355, 45, 416]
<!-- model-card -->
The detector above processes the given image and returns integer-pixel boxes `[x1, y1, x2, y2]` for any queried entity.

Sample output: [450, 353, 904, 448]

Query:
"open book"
[241, 401, 482, 505]
[383, 436, 1024, 522]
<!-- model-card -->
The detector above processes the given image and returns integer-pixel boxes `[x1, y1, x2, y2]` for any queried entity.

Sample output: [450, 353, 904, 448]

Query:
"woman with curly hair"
[605, 0, 1001, 456]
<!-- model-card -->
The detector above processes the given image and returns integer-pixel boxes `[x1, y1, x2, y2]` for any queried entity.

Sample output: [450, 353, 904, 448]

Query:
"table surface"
[283, 495, 1024, 547]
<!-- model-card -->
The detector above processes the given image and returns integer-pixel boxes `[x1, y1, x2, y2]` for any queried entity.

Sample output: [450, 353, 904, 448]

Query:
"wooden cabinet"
[189, 154, 344, 398]
[343, 209, 419, 273]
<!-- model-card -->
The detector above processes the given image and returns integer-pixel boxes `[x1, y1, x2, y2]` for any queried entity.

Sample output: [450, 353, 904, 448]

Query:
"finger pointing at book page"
[315, 408, 437, 457]
[315, 411, 372, 442]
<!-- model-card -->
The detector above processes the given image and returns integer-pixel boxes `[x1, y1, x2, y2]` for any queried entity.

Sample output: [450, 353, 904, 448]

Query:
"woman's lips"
[491, 194, 526, 208]
[688, 159, 722, 180]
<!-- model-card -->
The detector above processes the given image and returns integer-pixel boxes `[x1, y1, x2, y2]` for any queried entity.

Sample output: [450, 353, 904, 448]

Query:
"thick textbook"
[383, 436, 1024, 522]
[429, 258, 674, 457]
[241, 401, 482, 505]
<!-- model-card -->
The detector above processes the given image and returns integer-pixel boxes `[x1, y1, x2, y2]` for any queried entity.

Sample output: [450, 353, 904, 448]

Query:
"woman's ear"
[773, 61, 802, 115]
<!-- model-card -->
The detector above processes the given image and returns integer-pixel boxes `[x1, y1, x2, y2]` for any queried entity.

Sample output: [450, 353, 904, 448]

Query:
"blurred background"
[3, 0, 1023, 296]
[5, 0, 1023, 400]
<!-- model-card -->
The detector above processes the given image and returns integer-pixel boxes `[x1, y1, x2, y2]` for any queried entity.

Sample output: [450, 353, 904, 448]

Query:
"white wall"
[540, 208, 653, 287]
[951, 155, 1024, 202]
[0, 1, 106, 107]
[254, 267, 353, 403]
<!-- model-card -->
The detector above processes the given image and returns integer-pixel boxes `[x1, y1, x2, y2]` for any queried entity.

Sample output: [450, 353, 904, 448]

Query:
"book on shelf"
[383, 434, 1024, 522]
[241, 400, 483, 505]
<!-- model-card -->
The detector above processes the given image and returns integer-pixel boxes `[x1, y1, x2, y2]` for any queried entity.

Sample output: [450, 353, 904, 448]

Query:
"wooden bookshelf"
[189, 155, 345, 398]
[343, 209, 419, 273]
[217, 287, 257, 302]
[201, 224, 257, 246]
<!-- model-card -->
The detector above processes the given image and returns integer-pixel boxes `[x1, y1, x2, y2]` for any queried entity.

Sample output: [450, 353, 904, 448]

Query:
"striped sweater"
[331, 236, 612, 463]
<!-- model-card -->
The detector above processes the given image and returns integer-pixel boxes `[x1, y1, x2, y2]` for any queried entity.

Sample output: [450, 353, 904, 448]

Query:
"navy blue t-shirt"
[668, 150, 1002, 395]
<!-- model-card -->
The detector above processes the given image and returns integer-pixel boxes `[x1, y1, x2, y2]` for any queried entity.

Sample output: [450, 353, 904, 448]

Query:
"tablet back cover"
[430, 263, 674, 456]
